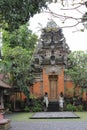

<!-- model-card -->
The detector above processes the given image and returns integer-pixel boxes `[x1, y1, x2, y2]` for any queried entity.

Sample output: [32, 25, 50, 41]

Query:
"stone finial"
[47, 19, 58, 28]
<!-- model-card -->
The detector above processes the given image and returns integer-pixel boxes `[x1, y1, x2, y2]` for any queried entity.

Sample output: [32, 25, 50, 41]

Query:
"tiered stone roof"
[31, 20, 70, 81]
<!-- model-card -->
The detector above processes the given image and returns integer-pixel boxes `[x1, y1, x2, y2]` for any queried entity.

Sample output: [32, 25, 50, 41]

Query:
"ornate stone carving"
[47, 20, 58, 28]
[46, 66, 62, 75]
[46, 50, 51, 58]
[31, 19, 70, 78]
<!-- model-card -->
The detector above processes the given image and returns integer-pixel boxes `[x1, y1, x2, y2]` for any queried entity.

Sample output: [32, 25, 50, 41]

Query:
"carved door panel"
[49, 75, 58, 101]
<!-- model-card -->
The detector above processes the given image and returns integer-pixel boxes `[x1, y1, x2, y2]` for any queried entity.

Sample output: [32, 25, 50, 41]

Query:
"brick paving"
[9, 121, 87, 130]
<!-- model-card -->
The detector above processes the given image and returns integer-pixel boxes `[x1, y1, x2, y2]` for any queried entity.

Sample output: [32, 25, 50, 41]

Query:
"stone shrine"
[30, 20, 70, 102]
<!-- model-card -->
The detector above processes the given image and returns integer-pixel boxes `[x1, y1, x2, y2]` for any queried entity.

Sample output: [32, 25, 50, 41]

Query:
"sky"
[29, 2, 87, 51]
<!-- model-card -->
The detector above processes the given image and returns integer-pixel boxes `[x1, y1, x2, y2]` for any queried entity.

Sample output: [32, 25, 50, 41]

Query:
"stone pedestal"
[0, 113, 11, 130]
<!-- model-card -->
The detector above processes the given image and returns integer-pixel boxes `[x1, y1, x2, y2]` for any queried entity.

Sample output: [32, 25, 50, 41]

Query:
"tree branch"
[61, 4, 82, 10]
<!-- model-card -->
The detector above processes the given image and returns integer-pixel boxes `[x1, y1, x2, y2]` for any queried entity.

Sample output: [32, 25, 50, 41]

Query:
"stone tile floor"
[31, 112, 79, 119]
[9, 121, 87, 130]
[4, 112, 87, 130]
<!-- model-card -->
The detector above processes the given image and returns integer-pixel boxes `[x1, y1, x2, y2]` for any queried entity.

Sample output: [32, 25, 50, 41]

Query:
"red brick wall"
[31, 82, 41, 98]
[32, 68, 65, 98]
[65, 81, 74, 97]
[58, 69, 64, 95]
[43, 69, 49, 96]
[31, 68, 87, 100]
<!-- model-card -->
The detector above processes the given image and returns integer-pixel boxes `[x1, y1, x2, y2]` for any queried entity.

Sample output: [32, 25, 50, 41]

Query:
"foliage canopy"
[66, 51, 87, 95]
[1, 24, 38, 98]
[0, 0, 47, 31]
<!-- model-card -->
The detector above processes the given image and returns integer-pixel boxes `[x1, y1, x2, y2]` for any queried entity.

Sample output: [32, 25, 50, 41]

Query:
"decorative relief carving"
[31, 20, 70, 77]
[45, 66, 62, 75]
[46, 50, 51, 58]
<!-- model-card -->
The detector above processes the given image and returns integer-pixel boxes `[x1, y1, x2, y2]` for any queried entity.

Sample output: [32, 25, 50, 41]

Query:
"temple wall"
[31, 68, 65, 99]
[31, 82, 41, 98]
[58, 69, 64, 95]
[43, 69, 49, 96]
[30, 66, 87, 101]
[65, 81, 74, 97]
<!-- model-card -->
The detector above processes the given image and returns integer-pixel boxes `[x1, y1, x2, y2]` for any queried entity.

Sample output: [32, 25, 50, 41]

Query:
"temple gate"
[31, 20, 70, 102]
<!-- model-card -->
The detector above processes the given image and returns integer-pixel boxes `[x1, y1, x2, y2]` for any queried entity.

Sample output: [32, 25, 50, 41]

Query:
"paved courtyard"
[4, 112, 87, 130]
[10, 121, 87, 130]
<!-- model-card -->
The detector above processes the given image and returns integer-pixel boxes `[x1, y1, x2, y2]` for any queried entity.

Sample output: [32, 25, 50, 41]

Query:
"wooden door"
[49, 75, 58, 101]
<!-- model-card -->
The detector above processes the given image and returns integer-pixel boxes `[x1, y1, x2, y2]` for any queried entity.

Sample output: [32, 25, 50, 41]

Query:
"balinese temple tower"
[30, 20, 70, 102]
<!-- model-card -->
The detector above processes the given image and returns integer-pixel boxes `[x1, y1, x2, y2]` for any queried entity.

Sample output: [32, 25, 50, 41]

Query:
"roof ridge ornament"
[47, 19, 58, 28]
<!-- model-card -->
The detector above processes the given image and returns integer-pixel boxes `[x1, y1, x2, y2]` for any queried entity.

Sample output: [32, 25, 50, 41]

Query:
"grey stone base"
[30, 112, 80, 119]
[0, 119, 11, 130]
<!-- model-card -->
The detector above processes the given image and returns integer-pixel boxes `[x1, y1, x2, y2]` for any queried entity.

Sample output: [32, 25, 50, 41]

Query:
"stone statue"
[59, 92, 64, 111]
[43, 92, 49, 111]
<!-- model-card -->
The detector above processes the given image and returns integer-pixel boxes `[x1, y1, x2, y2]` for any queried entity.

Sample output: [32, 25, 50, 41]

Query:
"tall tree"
[66, 51, 87, 96]
[0, 0, 47, 31]
[0, 0, 87, 31]
[0, 24, 38, 98]
[2, 24, 37, 50]
[46, 0, 87, 30]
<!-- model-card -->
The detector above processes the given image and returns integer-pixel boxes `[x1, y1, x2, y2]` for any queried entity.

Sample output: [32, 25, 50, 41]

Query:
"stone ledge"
[0, 119, 10, 124]
[30, 112, 80, 119]
[0, 119, 11, 130]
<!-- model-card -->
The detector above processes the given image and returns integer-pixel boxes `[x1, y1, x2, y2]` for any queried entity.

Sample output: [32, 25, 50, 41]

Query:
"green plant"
[31, 98, 43, 112]
[24, 106, 30, 112]
[76, 105, 83, 112]
[66, 104, 76, 111]
[5, 103, 12, 111]
[32, 106, 42, 112]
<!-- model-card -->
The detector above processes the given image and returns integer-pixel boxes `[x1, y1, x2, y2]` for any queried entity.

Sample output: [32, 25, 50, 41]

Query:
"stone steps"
[48, 102, 59, 112]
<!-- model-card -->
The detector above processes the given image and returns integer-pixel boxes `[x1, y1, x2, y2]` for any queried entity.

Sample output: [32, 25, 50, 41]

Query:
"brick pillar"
[58, 69, 64, 96]
[43, 69, 49, 96]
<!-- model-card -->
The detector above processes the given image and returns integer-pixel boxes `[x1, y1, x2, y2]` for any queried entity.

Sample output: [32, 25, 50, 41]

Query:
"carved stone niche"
[41, 58, 50, 65]
[58, 28, 63, 36]
[50, 55, 55, 65]
[55, 52, 63, 62]
[34, 58, 39, 64]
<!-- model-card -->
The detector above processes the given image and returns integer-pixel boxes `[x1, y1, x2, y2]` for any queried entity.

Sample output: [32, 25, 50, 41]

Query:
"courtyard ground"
[5, 112, 87, 130]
